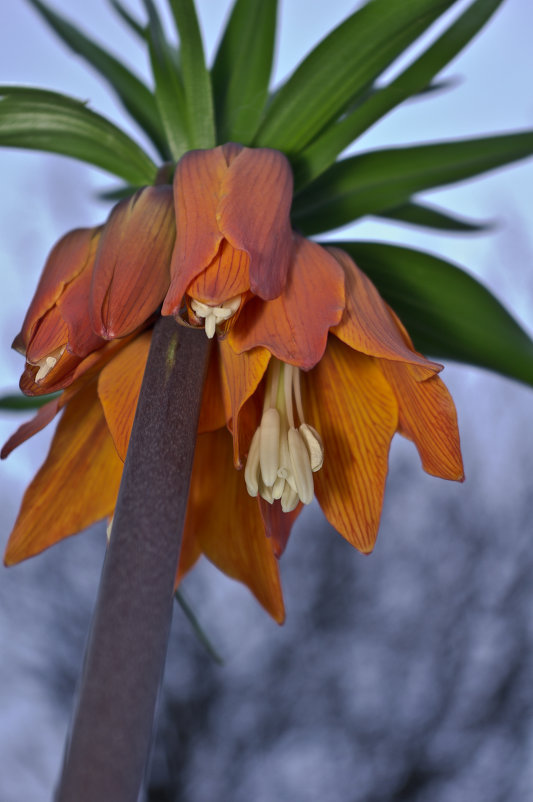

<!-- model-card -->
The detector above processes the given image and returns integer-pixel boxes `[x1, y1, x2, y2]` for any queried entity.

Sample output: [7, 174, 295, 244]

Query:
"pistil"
[245, 359, 324, 512]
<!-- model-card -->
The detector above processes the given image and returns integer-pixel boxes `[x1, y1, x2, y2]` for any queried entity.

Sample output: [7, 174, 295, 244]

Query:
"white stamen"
[243, 359, 324, 511]
[190, 295, 242, 338]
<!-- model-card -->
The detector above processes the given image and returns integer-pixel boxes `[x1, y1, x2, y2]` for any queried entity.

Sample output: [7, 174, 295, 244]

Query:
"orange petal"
[229, 236, 345, 369]
[380, 360, 464, 481]
[219, 339, 270, 467]
[97, 331, 152, 461]
[91, 186, 175, 339]
[26, 305, 68, 363]
[182, 427, 285, 623]
[198, 344, 227, 434]
[329, 247, 442, 377]
[163, 147, 229, 315]
[258, 498, 303, 558]
[186, 239, 250, 304]
[57, 232, 105, 357]
[1, 396, 62, 459]
[1, 369, 93, 459]
[218, 146, 294, 300]
[305, 336, 398, 553]
[20, 227, 101, 349]
[4, 382, 123, 565]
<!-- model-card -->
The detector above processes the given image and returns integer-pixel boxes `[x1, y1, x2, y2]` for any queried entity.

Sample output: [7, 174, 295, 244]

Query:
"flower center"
[30, 345, 66, 382]
[189, 295, 242, 339]
[244, 359, 324, 512]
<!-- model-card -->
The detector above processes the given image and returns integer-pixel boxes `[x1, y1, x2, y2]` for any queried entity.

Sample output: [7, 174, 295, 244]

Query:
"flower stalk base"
[55, 316, 211, 802]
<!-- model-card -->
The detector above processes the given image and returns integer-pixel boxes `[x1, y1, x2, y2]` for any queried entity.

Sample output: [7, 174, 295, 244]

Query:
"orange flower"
[3, 145, 463, 622]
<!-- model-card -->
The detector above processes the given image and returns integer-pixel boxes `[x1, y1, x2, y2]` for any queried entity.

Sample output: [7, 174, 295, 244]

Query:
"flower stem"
[55, 316, 211, 802]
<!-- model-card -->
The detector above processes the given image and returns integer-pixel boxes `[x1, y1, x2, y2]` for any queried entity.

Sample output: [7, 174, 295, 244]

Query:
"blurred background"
[1, 1, 533, 800]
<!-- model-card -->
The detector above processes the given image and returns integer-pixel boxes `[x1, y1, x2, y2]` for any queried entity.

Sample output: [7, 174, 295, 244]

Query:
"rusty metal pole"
[56, 317, 210, 802]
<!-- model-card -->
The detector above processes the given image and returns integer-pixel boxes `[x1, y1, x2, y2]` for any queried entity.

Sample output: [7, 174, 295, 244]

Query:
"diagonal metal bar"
[55, 316, 210, 802]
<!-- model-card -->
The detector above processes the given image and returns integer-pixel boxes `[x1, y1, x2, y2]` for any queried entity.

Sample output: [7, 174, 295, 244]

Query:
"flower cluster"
[3, 144, 463, 622]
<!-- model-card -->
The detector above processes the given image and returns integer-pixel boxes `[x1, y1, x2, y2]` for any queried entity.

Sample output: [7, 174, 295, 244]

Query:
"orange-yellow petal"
[229, 235, 345, 369]
[217, 146, 293, 300]
[182, 427, 285, 623]
[97, 331, 152, 461]
[380, 360, 464, 481]
[20, 227, 100, 349]
[219, 339, 270, 467]
[91, 186, 175, 339]
[329, 247, 441, 377]
[1, 396, 62, 459]
[163, 147, 229, 315]
[4, 382, 123, 565]
[305, 336, 398, 553]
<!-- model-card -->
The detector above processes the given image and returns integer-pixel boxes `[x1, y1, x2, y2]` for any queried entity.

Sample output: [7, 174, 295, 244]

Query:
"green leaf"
[109, 0, 147, 41]
[377, 201, 490, 232]
[294, 0, 504, 187]
[0, 86, 157, 184]
[254, 0, 457, 155]
[96, 184, 138, 202]
[212, 0, 277, 143]
[175, 590, 224, 664]
[0, 392, 60, 411]
[143, 0, 190, 159]
[333, 241, 533, 387]
[168, 0, 215, 148]
[27, 0, 169, 159]
[292, 132, 533, 235]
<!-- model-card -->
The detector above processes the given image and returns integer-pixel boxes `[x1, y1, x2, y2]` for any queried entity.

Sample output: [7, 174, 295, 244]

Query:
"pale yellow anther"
[281, 482, 299, 513]
[288, 427, 314, 505]
[244, 428, 261, 497]
[32, 345, 66, 382]
[106, 515, 114, 544]
[204, 313, 217, 339]
[299, 423, 324, 472]
[259, 407, 280, 487]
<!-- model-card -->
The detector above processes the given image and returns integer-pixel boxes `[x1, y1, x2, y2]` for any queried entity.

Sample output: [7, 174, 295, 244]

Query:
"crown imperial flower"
[3, 144, 464, 621]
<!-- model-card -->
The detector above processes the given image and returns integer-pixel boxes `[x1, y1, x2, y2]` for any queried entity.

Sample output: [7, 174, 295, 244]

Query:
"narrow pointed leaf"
[109, 0, 147, 40]
[143, 0, 190, 159]
[0, 87, 157, 184]
[96, 184, 139, 202]
[168, 0, 215, 148]
[0, 392, 60, 411]
[333, 241, 533, 387]
[27, 0, 168, 159]
[294, 0, 504, 186]
[292, 132, 533, 235]
[254, 0, 456, 154]
[212, 0, 277, 143]
[377, 201, 490, 232]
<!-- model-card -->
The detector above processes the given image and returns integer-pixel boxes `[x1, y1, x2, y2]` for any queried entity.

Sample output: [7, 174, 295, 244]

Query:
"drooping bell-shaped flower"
[162, 143, 294, 336]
